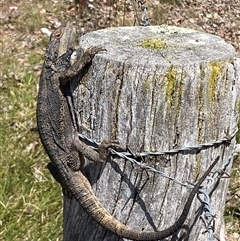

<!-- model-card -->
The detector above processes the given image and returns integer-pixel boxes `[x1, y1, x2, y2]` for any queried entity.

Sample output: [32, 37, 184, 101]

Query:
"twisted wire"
[134, 0, 150, 26]
[78, 130, 237, 240]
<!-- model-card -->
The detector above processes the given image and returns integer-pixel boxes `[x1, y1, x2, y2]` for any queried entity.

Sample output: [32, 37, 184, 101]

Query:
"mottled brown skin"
[36, 22, 219, 240]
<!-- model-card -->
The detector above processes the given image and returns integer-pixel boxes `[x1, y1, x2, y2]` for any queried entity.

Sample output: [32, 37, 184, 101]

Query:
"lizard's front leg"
[59, 46, 106, 86]
[73, 137, 126, 163]
[98, 139, 126, 161]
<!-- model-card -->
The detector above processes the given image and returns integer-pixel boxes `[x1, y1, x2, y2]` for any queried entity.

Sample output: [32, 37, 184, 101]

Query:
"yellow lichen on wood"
[208, 61, 223, 103]
[165, 65, 176, 104]
[140, 38, 166, 50]
[194, 154, 202, 181]
[142, 77, 150, 91]
[165, 66, 184, 109]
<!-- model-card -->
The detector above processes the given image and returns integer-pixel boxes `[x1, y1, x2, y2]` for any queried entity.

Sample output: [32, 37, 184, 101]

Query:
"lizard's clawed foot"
[98, 140, 126, 161]
[85, 46, 106, 58]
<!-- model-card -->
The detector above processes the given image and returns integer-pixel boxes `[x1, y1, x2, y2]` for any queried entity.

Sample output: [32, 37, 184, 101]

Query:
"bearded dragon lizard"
[36, 21, 219, 240]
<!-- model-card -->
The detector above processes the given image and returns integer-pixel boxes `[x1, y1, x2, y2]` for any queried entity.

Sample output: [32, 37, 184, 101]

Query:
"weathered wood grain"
[63, 26, 240, 241]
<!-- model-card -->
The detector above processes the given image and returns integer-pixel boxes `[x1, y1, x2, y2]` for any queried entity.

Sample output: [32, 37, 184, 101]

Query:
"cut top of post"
[79, 25, 236, 66]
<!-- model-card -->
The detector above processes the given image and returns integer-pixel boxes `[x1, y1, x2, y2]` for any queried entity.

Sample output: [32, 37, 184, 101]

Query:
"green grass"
[0, 1, 64, 239]
[0, 68, 63, 240]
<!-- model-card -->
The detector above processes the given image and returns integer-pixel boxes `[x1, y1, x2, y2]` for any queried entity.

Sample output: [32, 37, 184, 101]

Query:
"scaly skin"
[36, 22, 219, 240]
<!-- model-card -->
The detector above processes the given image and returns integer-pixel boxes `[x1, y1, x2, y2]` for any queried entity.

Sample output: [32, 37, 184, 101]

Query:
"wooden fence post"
[63, 26, 240, 241]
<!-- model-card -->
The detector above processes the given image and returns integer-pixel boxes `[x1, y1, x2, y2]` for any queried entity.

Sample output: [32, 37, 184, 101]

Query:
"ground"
[0, 0, 239, 240]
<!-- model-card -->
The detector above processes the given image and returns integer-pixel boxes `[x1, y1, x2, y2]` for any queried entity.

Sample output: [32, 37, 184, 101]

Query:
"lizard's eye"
[53, 29, 62, 38]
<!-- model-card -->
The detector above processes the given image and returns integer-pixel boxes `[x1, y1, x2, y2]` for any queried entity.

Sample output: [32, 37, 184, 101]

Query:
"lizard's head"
[57, 22, 75, 59]
[47, 22, 75, 64]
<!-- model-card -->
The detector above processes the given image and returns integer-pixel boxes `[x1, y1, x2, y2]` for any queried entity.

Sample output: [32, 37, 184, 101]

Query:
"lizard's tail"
[63, 157, 219, 241]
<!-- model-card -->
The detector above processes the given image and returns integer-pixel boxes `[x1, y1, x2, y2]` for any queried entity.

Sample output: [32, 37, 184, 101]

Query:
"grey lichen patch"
[140, 38, 166, 50]
[177, 71, 184, 104]
[197, 82, 204, 144]
[150, 25, 198, 35]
